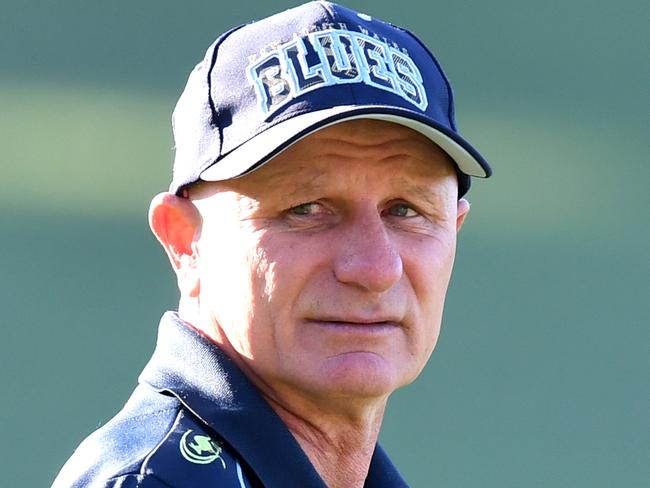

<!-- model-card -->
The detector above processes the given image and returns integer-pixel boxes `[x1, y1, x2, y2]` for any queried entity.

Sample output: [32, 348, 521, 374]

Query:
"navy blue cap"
[171, 1, 492, 197]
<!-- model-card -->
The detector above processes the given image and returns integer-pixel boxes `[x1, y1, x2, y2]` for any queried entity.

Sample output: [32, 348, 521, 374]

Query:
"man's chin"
[313, 351, 412, 400]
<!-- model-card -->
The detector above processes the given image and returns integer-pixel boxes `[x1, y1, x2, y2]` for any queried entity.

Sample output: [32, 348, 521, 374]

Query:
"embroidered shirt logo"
[247, 27, 428, 116]
[179, 429, 226, 467]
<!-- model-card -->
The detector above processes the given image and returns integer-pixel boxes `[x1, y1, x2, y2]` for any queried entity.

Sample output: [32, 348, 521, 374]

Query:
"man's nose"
[332, 210, 403, 293]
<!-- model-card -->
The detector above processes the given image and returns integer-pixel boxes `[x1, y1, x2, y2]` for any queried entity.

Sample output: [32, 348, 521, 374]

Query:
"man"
[53, 2, 491, 487]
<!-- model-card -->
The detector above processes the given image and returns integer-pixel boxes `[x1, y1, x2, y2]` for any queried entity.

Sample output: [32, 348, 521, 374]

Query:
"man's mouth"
[304, 318, 401, 334]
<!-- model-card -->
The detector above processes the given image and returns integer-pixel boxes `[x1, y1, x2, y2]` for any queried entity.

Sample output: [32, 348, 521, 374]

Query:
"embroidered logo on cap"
[247, 27, 428, 116]
[179, 429, 226, 467]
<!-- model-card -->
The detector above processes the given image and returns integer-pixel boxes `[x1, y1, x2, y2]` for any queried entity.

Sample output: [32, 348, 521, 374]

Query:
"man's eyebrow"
[285, 180, 326, 201]
[260, 166, 328, 201]
[394, 178, 447, 207]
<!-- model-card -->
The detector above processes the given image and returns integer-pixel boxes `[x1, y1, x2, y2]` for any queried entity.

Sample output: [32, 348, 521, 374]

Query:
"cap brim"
[200, 105, 492, 182]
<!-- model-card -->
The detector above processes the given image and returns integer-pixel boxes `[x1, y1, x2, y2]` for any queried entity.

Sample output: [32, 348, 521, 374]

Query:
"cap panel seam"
[315, 0, 336, 20]
[206, 24, 247, 160]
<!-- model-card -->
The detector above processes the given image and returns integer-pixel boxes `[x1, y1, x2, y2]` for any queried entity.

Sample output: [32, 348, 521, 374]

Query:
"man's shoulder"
[52, 385, 253, 488]
[52, 385, 180, 487]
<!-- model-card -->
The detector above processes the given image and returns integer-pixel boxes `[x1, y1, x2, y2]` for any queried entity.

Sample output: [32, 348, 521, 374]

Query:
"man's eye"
[387, 203, 418, 217]
[288, 202, 321, 215]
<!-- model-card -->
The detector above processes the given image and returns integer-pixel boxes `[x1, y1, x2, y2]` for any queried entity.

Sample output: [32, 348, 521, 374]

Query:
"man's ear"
[148, 192, 202, 297]
[456, 198, 470, 232]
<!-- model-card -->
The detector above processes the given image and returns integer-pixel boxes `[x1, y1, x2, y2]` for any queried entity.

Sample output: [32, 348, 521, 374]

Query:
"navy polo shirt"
[52, 312, 410, 487]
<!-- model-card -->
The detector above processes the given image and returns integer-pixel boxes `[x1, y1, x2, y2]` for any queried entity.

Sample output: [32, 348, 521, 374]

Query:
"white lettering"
[247, 28, 428, 114]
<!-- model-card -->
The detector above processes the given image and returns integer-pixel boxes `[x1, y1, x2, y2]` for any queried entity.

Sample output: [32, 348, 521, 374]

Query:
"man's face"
[190, 120, 466, 407]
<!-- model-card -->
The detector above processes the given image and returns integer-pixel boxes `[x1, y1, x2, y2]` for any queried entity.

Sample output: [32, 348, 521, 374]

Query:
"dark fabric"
[52, 312, 409, 487]
[171, 1, 491, 198]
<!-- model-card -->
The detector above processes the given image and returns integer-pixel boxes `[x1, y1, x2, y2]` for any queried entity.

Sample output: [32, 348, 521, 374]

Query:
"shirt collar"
[139, 312, 409, 488]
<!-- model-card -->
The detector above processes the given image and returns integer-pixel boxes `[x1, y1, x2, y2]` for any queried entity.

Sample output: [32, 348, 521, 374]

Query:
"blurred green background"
[2, 1, 648, 486]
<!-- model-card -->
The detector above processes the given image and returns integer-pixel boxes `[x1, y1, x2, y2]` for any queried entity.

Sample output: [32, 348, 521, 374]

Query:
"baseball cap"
[170, 1, 492, 197]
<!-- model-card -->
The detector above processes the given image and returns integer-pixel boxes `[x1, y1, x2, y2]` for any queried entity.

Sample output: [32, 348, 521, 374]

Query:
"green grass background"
[1, 1, 648, 486]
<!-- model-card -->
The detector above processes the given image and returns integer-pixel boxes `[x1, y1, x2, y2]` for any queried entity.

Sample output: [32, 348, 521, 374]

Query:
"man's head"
[150, 1, 490, 408]
[151, 119, 469, 407]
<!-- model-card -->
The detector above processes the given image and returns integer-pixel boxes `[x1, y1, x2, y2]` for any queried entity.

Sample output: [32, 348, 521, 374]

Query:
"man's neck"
[265, 394, 387, 488]
[179, 310, 389, 487]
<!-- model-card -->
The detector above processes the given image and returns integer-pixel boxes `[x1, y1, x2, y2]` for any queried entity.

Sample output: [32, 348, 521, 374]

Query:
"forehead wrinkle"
[309, 136, 438, 159]
[305, 133, 454, 174]
[298, 150, 454, 188]
[253, 151, 455, 203]
[375, 151, 454, 176]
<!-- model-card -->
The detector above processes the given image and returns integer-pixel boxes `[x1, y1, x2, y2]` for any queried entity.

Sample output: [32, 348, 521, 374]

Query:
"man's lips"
[304, 318, 402, 333]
